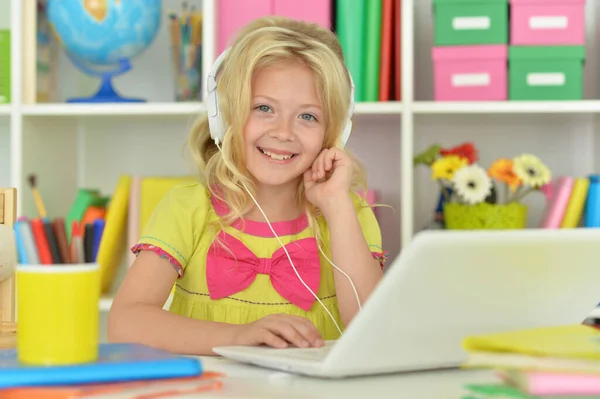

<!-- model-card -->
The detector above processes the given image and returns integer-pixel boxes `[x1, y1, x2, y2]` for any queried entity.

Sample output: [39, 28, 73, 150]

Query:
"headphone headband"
[206, 48, 355, 147]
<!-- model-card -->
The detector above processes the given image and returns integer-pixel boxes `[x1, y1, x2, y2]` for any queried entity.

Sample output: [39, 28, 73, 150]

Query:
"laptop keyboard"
[266, 341, 335, 361]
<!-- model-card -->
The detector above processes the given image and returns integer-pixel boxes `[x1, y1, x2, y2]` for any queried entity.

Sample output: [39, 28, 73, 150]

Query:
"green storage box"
[0, 30, 10, 104]
[433, 0, 508, 46]
[509, 46, 585, 101]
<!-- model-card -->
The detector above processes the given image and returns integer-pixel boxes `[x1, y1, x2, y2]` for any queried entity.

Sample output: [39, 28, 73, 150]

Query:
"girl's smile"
[257, 146, 298, 163]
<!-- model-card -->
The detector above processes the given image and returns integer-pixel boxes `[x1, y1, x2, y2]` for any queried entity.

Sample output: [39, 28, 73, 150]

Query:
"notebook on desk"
[214, 229, 600, 378]
[0, 343, 202, 389]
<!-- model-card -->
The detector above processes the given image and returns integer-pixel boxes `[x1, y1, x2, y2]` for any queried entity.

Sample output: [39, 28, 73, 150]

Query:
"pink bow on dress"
[206, 232, 321, 312]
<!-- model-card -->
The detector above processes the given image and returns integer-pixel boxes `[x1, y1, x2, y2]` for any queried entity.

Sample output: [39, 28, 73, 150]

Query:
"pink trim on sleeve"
[371, 251, 389, 270]
[131, 243, 184, 277]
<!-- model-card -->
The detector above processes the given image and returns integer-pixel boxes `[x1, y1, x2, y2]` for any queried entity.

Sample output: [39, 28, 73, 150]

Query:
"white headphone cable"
[215, 142, 362, 337]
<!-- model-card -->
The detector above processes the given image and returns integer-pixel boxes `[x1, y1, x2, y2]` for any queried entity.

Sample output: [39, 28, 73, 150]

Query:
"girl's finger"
[313, 150, 326, 180]
[324, 149, 335, 172]
[271, 322, 310, 348]
[261, 330, 288, 349]
[319, 149, 330, 178]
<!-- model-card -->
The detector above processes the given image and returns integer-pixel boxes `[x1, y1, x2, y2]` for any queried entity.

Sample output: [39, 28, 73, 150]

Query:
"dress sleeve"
[131, 183, 209, 277]
[353, 193, 388, 269]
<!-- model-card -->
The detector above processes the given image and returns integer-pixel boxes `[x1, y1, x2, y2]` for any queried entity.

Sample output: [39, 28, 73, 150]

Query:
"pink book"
[217, 0, 272, 54]
[540, 176, 574, 228]
[500, 370, 600, 396]
[272, 0, 331, 29]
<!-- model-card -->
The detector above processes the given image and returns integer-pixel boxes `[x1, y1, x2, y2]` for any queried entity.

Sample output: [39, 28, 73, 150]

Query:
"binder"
[217, 0, 272, 54]
[273, 0, 332, 29]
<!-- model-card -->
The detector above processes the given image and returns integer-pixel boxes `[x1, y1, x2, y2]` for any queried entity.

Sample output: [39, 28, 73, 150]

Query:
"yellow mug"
[16, 263, 100, 365]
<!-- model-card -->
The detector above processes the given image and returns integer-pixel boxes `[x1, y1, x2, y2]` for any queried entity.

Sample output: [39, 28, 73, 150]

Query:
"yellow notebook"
[463, 324, 600, 360]
[96, 175, 131, 294]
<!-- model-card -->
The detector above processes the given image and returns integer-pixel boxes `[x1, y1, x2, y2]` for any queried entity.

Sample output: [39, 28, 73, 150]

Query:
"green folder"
[336, 0, 366, 102]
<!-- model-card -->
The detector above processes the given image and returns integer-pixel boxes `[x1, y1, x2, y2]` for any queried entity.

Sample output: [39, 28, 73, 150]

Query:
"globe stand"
[67, 56, 145, 103]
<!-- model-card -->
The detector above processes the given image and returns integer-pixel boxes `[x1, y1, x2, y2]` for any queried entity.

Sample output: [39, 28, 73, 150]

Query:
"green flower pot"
[443, 202, 527, 230]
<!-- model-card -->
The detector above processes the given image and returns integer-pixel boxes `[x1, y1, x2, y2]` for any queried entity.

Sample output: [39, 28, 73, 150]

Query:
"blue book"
[0, 343, 203, 389]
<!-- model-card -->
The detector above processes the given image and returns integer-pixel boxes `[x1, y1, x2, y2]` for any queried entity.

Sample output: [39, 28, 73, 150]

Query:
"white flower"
[452, 164, 492, 205]
[513, 154, 551, 188]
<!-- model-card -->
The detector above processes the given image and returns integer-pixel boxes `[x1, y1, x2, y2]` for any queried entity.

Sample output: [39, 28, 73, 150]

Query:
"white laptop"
[213, 229, 600, 378]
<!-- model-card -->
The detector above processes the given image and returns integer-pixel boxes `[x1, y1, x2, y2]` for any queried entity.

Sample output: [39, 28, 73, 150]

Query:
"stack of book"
[0, 343, 223, 398]
[461, 324, 600, 398]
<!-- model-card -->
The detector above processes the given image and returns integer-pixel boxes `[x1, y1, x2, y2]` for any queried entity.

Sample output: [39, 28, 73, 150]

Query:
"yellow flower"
[488, 158, 522, 192]
[513, 154, 551, 188]
[431, 155, 468, 180]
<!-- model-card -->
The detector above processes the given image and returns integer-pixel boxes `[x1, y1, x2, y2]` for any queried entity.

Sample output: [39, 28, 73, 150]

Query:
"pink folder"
[217, 0, 272, 54]
[272, 0, 332, 29]
[501, 370, 600, 396]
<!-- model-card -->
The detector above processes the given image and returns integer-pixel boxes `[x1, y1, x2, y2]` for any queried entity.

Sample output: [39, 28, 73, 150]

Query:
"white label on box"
[452, 73, 491, 87]
[453, 17, 491, 30]
[527, 73, 566, 86]
[529, 16, 568, 29]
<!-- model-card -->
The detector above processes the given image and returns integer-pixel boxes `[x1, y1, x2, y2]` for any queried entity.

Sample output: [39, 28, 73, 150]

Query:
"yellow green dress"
[132, 183, 386, 341]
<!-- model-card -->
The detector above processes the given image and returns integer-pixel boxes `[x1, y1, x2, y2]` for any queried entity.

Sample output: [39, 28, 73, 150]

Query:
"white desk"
[192, 357, 498, 398]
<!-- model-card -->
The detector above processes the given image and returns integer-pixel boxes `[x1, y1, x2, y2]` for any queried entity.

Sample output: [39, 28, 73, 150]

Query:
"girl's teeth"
[261, 148, 293, 160]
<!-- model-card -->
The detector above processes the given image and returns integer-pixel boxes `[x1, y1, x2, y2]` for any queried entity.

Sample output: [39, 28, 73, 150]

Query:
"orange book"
[379, 0, 394, 101]
[0, 373, 224, 399]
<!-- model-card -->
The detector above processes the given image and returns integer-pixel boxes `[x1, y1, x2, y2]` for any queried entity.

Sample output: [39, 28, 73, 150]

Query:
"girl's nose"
[270, 117, 295, 141]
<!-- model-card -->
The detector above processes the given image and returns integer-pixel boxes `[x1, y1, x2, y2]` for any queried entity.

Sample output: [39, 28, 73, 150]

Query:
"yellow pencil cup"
[16, 263, 100, 365]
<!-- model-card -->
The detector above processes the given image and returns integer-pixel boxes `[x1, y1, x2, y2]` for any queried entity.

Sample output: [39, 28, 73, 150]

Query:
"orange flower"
[488, 159, 522, 191]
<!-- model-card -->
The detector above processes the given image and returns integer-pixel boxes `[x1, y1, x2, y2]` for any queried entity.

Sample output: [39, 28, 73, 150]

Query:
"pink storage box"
[432, 45, 507, 101]
[510, 0, 586, 45]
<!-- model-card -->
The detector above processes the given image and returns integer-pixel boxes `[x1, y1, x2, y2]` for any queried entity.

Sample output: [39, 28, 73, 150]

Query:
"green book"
[363, 0, 382, 102]
[66, 189, 109, 241]
[336, 0, 366, 102]
[0, 30, 10, 104]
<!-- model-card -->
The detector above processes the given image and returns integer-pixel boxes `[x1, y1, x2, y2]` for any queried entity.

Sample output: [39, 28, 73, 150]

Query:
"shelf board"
[413, 100, 600, 114]
[21, 102, 206, 117]
[0, 105, 10, 115]
[19, 101, 403, 117]
[355, 101, 403, 114]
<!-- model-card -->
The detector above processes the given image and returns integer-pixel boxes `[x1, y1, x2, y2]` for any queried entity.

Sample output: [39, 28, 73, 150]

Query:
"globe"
[47, 0, 162, 103]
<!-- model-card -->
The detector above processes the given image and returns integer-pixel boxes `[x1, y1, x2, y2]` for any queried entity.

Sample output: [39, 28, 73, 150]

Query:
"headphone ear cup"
[340, 118, 352, 148]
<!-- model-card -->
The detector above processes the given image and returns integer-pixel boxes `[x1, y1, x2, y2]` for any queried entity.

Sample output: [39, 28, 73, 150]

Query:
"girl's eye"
[300, 113, 317, 122]
[256, 105, 272, 113]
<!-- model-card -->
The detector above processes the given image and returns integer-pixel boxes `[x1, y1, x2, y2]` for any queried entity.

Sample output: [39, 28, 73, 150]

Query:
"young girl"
[108, 16, 387, 356]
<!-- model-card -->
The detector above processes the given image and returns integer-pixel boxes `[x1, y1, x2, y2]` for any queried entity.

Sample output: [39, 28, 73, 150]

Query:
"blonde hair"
[188, 16, 369, 242]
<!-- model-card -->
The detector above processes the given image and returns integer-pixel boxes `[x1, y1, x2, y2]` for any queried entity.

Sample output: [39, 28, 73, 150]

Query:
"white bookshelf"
[4, 0, 600, 329]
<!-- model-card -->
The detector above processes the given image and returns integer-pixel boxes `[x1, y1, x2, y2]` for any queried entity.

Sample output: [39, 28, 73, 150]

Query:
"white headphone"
[206, 47, 356, 147]
[205, 47, 362, 337]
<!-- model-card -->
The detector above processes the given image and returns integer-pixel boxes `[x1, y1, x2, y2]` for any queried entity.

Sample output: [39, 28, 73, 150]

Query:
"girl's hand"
[304, 148, 353, 213]
[232, 314, 324, 349]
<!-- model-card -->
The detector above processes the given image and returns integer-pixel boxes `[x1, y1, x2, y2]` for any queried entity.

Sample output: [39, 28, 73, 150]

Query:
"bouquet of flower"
[414, 142, 552, 206]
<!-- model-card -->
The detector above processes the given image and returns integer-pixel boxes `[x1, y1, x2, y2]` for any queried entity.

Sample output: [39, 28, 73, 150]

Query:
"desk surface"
[193, 356, 498, 399]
